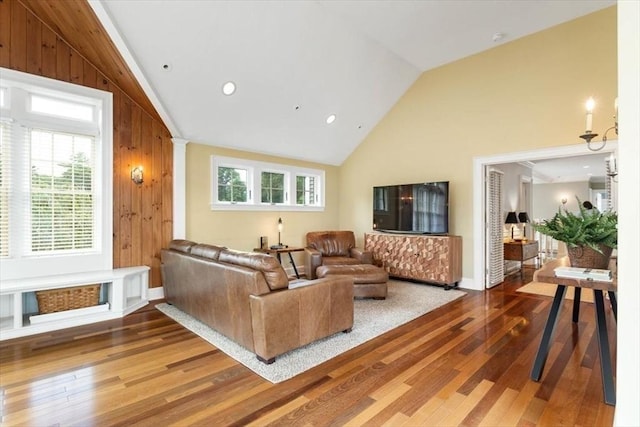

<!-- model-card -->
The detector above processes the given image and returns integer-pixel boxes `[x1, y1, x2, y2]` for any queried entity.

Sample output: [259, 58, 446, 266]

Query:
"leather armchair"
[305, 230, 373, 279]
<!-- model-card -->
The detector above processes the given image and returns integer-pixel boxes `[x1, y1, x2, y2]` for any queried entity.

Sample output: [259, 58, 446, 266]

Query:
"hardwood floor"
[0, 268, 616, 426]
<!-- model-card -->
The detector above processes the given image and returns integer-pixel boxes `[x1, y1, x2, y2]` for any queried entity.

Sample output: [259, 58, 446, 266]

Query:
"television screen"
[373, 181, 449, 234]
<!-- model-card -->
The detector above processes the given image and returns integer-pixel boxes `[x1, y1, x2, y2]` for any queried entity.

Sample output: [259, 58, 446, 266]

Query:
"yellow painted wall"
[339, 7, 617, 281]
[186, 144, 340, 266]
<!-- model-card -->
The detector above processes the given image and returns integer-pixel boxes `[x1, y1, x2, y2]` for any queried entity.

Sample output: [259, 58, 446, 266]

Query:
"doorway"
[472, 141, 618, 290]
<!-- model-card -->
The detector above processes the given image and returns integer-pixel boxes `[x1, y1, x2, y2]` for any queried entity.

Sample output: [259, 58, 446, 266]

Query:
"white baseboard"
[457, 276, 478, 291]
[147, 286, 165, 301]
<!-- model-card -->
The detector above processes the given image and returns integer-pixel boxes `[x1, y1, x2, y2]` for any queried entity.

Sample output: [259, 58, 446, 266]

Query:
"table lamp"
[518, 212, 530, 241]
[505, 211, 519, 241]
[270, 217, 286, 249]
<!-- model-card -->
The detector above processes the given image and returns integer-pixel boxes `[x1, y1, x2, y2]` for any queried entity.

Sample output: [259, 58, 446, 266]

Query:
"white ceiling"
[95, 0, 615, 166]
[531, 152, 612, 183]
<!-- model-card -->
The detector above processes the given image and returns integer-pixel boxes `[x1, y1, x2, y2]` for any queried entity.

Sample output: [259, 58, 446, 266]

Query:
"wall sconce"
[505, 211, 519, 241]
[607, 153, 618, 182]
[561, 197, 568, 206]
[579, 97, 618, 151]
[131, 166, 143, 185]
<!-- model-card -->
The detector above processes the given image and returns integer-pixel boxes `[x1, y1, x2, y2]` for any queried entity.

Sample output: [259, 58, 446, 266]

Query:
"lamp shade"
[518, 212, 530, 223]
[505, 211, 519, 224]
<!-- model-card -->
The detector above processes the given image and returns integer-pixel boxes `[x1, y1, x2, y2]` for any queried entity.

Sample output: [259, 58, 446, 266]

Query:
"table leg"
[594, 290, 616, 405]
[288, 252, 300, 279]
[531, 285, 567, 381]
[572, 287, 581, 322]
[608, 291, 617, 321]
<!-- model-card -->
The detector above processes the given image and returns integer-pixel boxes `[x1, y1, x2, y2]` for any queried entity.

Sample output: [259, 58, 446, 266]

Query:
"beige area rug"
[156, 280, 465, 383]
[517, 281, 594, 303]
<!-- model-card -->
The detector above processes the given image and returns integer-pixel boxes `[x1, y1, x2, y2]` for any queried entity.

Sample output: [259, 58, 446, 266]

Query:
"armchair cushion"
[305, 231, 372, 279]
[306, 231, 355, 256]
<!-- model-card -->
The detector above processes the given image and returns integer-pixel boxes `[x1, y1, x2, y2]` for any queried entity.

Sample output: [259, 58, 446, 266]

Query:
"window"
[211, 156, 324, 211]
[0, 67, 112, 281]
[261, 171, 285, 204]
[30, 130, 95, 252]
[296, 175, 318, 206]
[218, 166, 248, 203]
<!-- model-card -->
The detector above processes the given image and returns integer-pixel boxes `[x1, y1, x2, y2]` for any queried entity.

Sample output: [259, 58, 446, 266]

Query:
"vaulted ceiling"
[21, 0, 616, 165]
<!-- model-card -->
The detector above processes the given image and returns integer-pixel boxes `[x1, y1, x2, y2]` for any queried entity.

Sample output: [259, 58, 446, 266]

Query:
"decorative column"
[171, 138, 189, 239]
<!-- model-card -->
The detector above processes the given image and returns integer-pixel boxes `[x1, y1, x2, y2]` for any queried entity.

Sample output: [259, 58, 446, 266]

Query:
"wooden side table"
[530, 257, 617, 405]
[253, 246, 304, 279]
[504, 240, 539, 272]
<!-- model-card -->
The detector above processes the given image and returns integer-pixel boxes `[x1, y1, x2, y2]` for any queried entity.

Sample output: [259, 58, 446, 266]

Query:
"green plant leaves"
[531, 196, 617, 251]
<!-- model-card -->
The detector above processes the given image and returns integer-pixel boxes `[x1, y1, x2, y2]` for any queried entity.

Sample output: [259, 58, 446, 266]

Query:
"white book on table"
[554, 266, 612, 281]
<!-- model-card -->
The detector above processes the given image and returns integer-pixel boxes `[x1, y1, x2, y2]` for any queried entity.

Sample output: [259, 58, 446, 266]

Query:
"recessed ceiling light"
[492, 32, 505, 43]
[161, 63, 172, 71]
[326, 114, 336, 124]
[583, 165, 590, 169]
[222, 81, 236, 96]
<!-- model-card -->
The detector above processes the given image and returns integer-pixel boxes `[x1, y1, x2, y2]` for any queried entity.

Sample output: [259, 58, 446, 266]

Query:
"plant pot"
[567, 244, 613, 269]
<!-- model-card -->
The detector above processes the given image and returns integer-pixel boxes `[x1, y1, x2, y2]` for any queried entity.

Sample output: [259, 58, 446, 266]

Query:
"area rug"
[517, 281, 594, 303]
[156, 280, 465, 383]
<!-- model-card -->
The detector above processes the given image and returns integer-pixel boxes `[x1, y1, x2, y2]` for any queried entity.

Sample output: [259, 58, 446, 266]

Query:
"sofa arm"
[350, 247, 373, 264]
[304, 247, 323, 279]
[249, 277, 354, 362]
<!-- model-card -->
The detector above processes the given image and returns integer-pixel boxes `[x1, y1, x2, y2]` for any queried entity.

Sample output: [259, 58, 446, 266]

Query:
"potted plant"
[532, 197, 617, 269]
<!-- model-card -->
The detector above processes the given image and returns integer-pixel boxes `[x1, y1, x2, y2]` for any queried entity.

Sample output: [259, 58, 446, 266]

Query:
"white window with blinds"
[0, 68, 113, 281]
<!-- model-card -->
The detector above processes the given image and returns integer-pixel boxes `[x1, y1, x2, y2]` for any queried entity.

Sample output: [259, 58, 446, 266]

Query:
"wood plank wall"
[0, 0, 173, 287]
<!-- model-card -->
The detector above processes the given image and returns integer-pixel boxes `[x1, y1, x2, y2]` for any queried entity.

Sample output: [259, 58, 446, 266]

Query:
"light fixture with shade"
[579, 97, 618, 151]
[505, 211, 519, 241]
[518, 212, 530, 240]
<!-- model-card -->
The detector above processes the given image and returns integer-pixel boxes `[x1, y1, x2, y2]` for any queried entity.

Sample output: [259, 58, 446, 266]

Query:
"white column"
[172, 138, 189, 239]
[615, 1, 640, 425]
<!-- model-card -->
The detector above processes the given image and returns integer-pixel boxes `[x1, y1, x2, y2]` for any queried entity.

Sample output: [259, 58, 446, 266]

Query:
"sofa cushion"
[191, 243, 226, 261]
[169, 239, 197, 253]
[219, 249, 289, 291]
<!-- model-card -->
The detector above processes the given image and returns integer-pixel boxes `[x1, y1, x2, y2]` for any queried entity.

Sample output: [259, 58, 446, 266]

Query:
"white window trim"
[211, 155, 325, 211]
[0, 67, 113, 282]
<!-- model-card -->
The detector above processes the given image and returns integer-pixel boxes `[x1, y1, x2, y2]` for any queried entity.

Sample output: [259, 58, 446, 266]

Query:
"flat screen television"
[373, 181, 449, 235]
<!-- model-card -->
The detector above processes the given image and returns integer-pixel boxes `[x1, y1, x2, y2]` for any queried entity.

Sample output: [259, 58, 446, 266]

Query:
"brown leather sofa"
[305, 231, 373, 279]
[161, 239, 354, 364]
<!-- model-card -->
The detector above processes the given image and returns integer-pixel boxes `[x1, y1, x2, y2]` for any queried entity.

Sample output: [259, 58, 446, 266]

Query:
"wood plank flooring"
[0, 268, 616, 426]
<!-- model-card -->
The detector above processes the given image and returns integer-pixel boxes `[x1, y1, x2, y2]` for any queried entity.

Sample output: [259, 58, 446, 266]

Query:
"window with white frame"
[211, 155, 324, 211]
[0, 68, 113, 281]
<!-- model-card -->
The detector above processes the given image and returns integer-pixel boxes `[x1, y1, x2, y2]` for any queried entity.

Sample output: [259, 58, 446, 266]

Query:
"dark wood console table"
[530, 257, 617, 405]
[253, 246, 304, 279]
[504, 240, 538, 272]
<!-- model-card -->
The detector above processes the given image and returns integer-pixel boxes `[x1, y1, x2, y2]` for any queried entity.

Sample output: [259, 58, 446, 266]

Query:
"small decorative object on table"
[532, 196, 617, 269]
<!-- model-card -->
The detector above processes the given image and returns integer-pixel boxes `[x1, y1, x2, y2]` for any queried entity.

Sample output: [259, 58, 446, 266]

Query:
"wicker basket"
[567, 245, 613, 269]
[36, 284, 101, 314]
